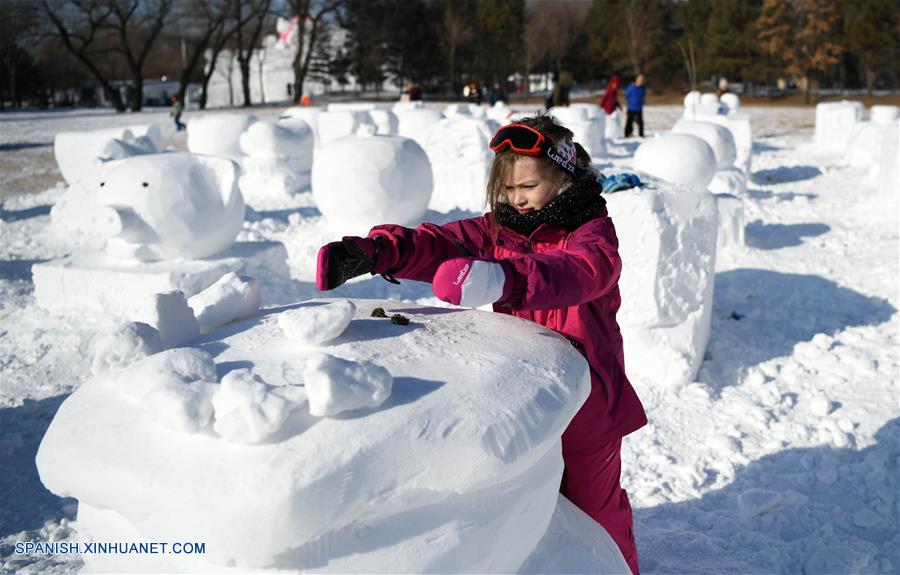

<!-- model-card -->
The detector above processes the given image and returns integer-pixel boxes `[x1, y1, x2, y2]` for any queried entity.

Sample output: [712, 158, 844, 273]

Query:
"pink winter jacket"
[368, 211, 647, 449]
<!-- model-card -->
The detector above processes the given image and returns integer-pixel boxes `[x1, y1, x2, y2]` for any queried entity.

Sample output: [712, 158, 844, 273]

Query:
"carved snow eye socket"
[142, 182, 149, 187]
[100, 182, 105, 187]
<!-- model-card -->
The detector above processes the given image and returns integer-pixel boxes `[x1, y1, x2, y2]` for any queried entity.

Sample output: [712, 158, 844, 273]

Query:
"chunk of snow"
[312, 133, 432, 235]
[212, 368, 306, 444]
[814, 100, 864, 156]
[424, 116, 495, 213]
[276, 300, 355, 344]
[633, 133, 717, 190]
[188, 272, 261, 329]
[738, 489, 783, 518]
[114, 347, 217, 401]
[90, 321, 164, 375]
[98, 130, 158, 161]
[186, 113, 256, 159]
[134, 290, 200, 348]
[94, 152, 245, 261]
[304, 352, 393, 417]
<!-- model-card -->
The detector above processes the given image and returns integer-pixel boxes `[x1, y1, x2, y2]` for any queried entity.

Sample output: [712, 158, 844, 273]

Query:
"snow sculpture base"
[32, 241, 289, 319]
[606, 176, 718, 387]
[37, 300, 596, 573]
[814, 101, 864, 156]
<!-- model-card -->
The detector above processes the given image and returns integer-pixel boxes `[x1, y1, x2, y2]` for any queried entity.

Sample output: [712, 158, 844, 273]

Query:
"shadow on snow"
[744, 222, 830, 250]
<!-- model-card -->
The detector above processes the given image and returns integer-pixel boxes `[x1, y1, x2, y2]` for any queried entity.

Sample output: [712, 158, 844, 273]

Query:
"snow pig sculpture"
[94, 152, 245, 261]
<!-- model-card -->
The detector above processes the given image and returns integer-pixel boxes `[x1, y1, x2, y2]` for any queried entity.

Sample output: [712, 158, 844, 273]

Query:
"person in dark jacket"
[624, 74, 646, 138]
[316, 115, 647, 574]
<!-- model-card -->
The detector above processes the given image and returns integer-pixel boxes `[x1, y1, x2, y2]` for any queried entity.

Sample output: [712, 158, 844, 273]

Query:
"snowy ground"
[1, 105, 897, 574]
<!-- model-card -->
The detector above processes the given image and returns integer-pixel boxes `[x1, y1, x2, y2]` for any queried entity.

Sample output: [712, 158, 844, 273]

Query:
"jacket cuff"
[497, 259, 527, 309]
[367, 231, 402, 274]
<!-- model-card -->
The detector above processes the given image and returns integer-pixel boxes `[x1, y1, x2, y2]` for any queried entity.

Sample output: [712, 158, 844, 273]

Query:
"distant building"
[204, 16, 402, 108]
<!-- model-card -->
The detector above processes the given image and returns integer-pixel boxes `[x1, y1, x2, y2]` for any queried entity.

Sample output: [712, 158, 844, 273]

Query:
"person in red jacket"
[316, 115, 646, 575]
[599, 74, 622, 115]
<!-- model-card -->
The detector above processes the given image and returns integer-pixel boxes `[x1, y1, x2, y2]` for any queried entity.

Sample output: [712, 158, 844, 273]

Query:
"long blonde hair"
[485, 115, 592, 228]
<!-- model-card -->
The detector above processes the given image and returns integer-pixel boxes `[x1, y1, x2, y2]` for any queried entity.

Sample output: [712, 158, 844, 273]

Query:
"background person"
[624, 74, 646, 138]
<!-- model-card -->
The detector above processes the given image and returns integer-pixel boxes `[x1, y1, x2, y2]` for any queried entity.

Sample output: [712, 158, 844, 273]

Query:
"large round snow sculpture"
[187, 113, 256, 159]
[672, 119, 737, 170]
[312, 131, 432, 234]
[395, 107, 445, 150]
[632, 133, 716, 190]
[94, 152, 245, 261]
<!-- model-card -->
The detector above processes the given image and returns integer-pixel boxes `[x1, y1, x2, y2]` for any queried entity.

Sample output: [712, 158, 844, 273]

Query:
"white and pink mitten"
[432, 257, 508, 308]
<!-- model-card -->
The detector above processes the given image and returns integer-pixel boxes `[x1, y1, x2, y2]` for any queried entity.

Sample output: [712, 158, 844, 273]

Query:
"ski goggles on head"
[489, 123, 579, 176]
[489, 123, 546, 155]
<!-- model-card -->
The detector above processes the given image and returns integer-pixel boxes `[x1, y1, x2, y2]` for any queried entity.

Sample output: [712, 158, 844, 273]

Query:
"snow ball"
[90, 321, 164, 375]
[115, 347, 217, 400]
[188, 272, 261, 330]
[277, 300, 355, 345]
[303, 352, 393, 417]
[135, 290, 201, 348]
[672, 119, 737, 169]
[811, 332, 832, 349]
[743, 368, 766, 387]
[807, 394, 833, 417]
[212, 368, 306, 444]
[738, 489, 782, 518]
[632, 133, 716, 190]
[312, 134, 432, 235]
[187, 113, 256, 159]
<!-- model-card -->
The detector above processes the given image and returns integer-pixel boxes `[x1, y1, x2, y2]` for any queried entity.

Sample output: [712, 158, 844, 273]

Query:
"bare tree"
[528, 0, 588, 76]
[106, 0, 173, 111]
[285, 0, 343, 102]
[620, 0, 663, 76]
[442, 0, 472, 97]
[234, 0, 272, 107]
[1, 2, 41, 109]
[171, 1, 232, 108]
[41, 0, 127, 111]
[677, 39, 698, 91]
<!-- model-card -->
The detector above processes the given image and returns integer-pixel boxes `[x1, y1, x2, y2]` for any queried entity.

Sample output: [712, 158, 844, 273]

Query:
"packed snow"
[1, 101, 898, 575]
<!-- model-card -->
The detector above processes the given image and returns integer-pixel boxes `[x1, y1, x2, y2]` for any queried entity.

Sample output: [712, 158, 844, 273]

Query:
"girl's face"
[504, 156, 559, 214]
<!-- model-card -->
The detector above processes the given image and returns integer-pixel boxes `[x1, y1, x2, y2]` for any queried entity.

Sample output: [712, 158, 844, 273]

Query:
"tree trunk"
[9, 64, 16, 108]
[804, 73, 811, 104]
[131, 76, 143, 111]
[865, 67, 876, 96]
[240, 57, 252, 106]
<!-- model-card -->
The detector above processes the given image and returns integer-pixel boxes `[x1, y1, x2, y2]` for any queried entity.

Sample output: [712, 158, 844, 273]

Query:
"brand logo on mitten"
[453, 263, 470, 286]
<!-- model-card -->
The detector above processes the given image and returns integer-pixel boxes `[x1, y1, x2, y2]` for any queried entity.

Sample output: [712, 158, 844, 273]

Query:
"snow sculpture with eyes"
[94, 152, 246, 262]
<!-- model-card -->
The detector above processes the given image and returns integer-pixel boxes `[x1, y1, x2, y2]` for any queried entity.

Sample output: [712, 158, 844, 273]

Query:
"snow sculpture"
[424, 116, 495, 213]
[871, 105, 899, 124]
[672, 119, 737, 170]
[312, 128, 433, 235]
[605, 109, 623, 140]
[316, 109, 376, 146]
[444, 103, 487, 118]
[548, 105, 607, 159]
[279, 106, 322, 146]
[844, 106, 900, 171]
[870, 119, 899, 196]
[683, 90, 723, 119]
[633, 133, 717, 190]
[92, 152, 245, 261]
[186, 113, 257, 159]
[36, 299, 612, 573]
[54, 125, 163, 187]
[814, 100, 864, 156]
[605, 175, 719, 386]
[395, 107, 444, 151]
[720, 92, 740, 114]
[238, 119, 314, 202]
[326, 103, 399, 135]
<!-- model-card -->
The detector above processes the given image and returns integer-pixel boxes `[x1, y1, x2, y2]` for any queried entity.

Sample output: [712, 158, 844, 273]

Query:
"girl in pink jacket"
[316, 115, 646, 574]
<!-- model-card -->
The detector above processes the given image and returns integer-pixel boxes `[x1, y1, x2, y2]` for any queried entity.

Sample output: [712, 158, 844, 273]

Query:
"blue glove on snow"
[599, 173, 641, 194]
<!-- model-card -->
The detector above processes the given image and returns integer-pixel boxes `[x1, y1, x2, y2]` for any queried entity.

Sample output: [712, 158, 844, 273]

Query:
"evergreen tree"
[842, 0, 899, 93]
[475, 0, 524, 86]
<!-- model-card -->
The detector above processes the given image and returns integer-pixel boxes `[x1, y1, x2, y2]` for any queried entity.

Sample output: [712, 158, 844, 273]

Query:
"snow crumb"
[188, 272, 261, 329]
[135, 290, 201, 347]
[276, 300, 355, 345]
[114, 347, 217, 400]
[303, 352, 393, 417]
[212, 368, 307, 444]
[90, 321, 164, 375]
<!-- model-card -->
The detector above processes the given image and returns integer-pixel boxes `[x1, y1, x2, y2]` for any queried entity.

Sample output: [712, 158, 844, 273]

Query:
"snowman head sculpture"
[94, 152, 245, 262]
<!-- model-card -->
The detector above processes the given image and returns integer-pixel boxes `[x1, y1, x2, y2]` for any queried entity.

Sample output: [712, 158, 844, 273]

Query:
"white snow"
[186, 113, 257, 159]
[276, 299, 355, 344]
[53, 124, 162, 186]
[632, 133, 717, 190]
[672, 119, 738, 170]
[395, 106, 445, 151]
[316, 109, 376, 145]
[211, 368, 306, 444]
[3, 104, 898, 575]
[238, 120, 315, 204]
[134, 290, 201, 348]
[548, 105, 606, 159]
[814, 100, 864, 156]
[188, 272, 261, 330]
[89, 321, 164, 375]
[312, 130, 433, 235]
[424, 115, 495, 213]
[303, 351, 393, 416]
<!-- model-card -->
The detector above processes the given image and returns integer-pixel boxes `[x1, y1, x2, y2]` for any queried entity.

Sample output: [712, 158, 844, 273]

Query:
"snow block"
[672, 119, 737, 170]
[871, 120, 900, 196]
[32, 241, 290, 319]
[395, 107, 445, 151]
[276, 299, 355, 344]
[632, 133, 717, 191]
[135, 290, 201, 348]
[186, 113, 257, 159]
[720, 92, 740, 114]
[326, 103, 399, 135]
[424, 116, 495, 213]
[94, 152, 246, 262]
[312, 132, 432, 235]
[238, 120, 314, 203]
[53, 124, 162, 186]
[712, 193, 746, 250]
[188, 272, 261, 330]
[548, 105, 607, 159]
[844, 121, 895, 170]
[871, 105, 899, 125]
[605, 175, 719, 386]
[814, 100, 864, 156]
[37, 299, 598, 573]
